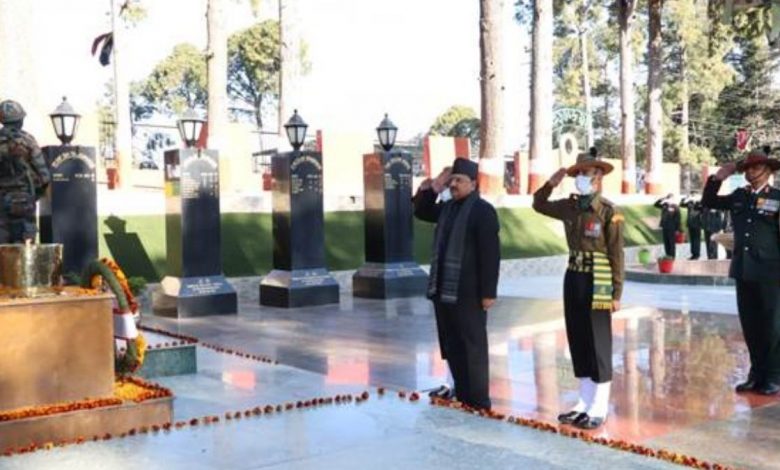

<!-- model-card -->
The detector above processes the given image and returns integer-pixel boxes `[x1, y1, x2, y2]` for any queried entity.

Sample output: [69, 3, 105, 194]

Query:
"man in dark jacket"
[654, 194, 682, 258]
[681, 194, 703, 259]
[702, 149, 780, 395]
[413, 158, 500, 410]
[702, 208, 725, 259]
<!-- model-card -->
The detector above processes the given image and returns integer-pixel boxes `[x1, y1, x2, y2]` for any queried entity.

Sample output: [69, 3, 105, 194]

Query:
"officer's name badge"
[584, 221, 602, 238]
[757, 198, 780, 213]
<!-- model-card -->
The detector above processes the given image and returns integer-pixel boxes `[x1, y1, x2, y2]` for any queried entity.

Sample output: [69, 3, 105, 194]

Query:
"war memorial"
[1, 1, 780, 469]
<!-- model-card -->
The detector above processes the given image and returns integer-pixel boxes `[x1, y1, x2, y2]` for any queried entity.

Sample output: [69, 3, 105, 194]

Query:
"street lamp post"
[153, 109, 237, 318]
[353, 114, 426, 299]
[39, 97, 98, 277]
[259, 110, 339, 308]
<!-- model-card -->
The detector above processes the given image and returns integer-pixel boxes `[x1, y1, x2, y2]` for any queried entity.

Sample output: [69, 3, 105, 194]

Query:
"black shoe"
[428, 385, 454, 399]
[557, 411, 586, 424]
[573, 414, 606, 430]
[757, 382, 780, 395]
[688, 256, 699, 260]
[735, 379, 758, 393]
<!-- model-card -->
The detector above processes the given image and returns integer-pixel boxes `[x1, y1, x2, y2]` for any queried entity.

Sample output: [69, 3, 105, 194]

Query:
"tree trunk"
[645, 0, 664, 195]
[112, 0, 133, 189]
[255, 96, 264, 151]
[278, 0, 302, 149]
[680, 47, 691, 194]
[529, 0, 554, 193]
[580, 30, 594, 149]
[619, 0, 637, 193]
[207, 0, 229, 152]
[478, 0, 505, 196]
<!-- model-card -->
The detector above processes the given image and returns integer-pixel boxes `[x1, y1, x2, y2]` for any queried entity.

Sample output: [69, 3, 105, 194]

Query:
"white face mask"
[574, 175, 594, 195]
[439, 188, 452, 202]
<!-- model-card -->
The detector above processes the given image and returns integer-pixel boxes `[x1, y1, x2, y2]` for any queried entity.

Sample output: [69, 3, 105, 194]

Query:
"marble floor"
[3, 276, 778, 469]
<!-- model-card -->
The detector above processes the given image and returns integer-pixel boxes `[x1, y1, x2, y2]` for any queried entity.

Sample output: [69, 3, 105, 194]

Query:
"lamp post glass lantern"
[50, 97, 81, 145]
[377, 113, 398, 152]
[284, 109, 308, 150]
[177, 109, 206, 148]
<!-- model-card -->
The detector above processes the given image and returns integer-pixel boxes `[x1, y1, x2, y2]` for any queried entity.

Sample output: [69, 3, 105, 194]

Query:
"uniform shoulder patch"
[611, 213, 625, 224]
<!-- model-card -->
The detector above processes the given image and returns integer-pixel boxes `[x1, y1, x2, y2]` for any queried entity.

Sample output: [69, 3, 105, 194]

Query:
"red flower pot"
[675, 231, 685, 244]
[658, 258, 674, 273]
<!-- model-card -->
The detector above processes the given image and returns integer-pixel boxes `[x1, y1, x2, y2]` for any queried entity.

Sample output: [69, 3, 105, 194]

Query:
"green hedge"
[99, 205, 663, 281]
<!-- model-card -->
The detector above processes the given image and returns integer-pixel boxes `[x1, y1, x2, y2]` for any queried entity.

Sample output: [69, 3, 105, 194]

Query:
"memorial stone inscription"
[153, 148, 237, 318]
[39, 146, 98, 277]
[353, 150, 427, 299]
[260, 150, 339, 308]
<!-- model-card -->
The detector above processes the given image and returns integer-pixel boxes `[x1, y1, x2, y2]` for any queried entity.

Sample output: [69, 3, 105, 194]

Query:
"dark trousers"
[704, 231, 718, 260]
[736, 280, 780, 384]
[689, 228, 701, 259]
[434, 300, 490, 409]
[563, 270, 612, 383]
[662, 228, 676, 258]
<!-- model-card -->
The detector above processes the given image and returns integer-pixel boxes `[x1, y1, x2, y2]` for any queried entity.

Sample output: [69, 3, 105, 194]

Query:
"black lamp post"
[177, 109, 206, 148]
[284, 109, 308, 150]
[49, 97, 81, 145]
[377, 113, 398, 152]
[40, 97, 96, 276]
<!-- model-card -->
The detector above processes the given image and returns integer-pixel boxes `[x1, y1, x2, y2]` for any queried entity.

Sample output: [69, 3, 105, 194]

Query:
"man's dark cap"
[451, 158, 478, 181]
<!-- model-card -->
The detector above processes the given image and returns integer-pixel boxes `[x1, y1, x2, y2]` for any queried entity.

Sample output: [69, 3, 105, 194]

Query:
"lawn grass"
[99, 204, 664, 281]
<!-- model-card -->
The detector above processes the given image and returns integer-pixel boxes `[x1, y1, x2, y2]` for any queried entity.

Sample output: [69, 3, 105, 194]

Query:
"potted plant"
[638, 248, 652, 265]
[658, 256, 675, 273]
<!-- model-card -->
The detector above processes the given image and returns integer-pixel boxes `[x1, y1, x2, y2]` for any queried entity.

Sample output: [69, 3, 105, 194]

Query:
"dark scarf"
[427, 191, 478, 303]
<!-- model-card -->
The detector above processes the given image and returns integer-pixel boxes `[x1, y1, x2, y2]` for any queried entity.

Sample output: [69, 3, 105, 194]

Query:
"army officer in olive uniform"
[702, 149, 780, 395]
[533, 148, 624, 429]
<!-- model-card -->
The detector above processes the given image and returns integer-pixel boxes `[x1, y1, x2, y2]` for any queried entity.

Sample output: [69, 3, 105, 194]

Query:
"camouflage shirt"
[533, 182, 625, 300]
[0, 126, 50, 197]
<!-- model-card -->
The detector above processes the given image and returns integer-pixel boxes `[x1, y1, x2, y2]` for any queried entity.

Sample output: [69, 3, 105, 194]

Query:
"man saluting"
[702, 148, 780, 395]
[533, 148, 624, 430]
[413, 158, 500, 411]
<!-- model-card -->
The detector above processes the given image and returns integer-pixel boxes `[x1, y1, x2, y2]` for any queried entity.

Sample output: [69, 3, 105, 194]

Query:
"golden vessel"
[0, 243, 63, 298]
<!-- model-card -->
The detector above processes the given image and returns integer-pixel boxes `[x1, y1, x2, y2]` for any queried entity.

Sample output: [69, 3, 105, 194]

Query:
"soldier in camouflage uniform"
[0, 100, 51, 243]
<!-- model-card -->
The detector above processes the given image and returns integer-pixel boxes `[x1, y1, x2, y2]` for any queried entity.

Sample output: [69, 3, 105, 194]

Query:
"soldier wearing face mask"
[702, 148, 780, 396]
[533, 147, 624, 430]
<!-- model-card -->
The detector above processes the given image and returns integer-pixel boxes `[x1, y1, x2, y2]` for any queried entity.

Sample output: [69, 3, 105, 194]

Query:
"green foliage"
[429, 105, 481, 141]
[132, 43, 208, 116]
[228, 20, 281, 129]
[127, 276, 148, 296]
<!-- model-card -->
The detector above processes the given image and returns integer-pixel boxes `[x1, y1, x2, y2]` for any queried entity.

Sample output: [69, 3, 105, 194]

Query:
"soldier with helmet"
[702, 148, 780, 395]
[0, 99, 51, 243]
[533, 148, 625, 430]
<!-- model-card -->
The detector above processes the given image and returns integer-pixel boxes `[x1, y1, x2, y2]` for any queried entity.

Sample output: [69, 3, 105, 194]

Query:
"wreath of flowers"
[80, 258, 146, 376]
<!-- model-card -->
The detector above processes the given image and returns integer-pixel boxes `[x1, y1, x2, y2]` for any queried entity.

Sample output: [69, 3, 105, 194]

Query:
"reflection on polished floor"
[137, 281, 780, 470]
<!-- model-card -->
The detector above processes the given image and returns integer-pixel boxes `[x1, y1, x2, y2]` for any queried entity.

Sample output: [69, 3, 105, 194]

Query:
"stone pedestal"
[353, 151, 426, 299]
[0, 291, 114, 410]
[260, 150, 339, 308]
[39, 146, 98, 277]
[153, 148, 237, 318]
[0, 289, 173, 452]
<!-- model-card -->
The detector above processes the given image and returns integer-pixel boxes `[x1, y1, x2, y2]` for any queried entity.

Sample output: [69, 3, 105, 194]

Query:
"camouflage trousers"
[0, 215, 36, 243]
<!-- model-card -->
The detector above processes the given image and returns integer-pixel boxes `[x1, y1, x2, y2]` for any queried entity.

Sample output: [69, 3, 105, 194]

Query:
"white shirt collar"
[751, 183, 769, 194]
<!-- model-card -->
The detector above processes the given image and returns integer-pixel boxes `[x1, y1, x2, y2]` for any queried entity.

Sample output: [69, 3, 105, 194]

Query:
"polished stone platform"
[625, 260, 734, 286]
[3, 273, 777, 469]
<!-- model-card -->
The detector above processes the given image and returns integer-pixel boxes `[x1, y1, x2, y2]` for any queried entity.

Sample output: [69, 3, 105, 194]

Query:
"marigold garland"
[138, 325, 277, 364]
[427, 397, 733, 470]
[0, 379, 171, 424]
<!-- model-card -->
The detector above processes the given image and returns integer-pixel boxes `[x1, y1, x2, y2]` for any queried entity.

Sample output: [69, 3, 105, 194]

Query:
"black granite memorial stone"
[39, 146, 98, 277]
[353, 150, 427, 298]
[153, 148, 237, 317]
[259, 150, 339, 308]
